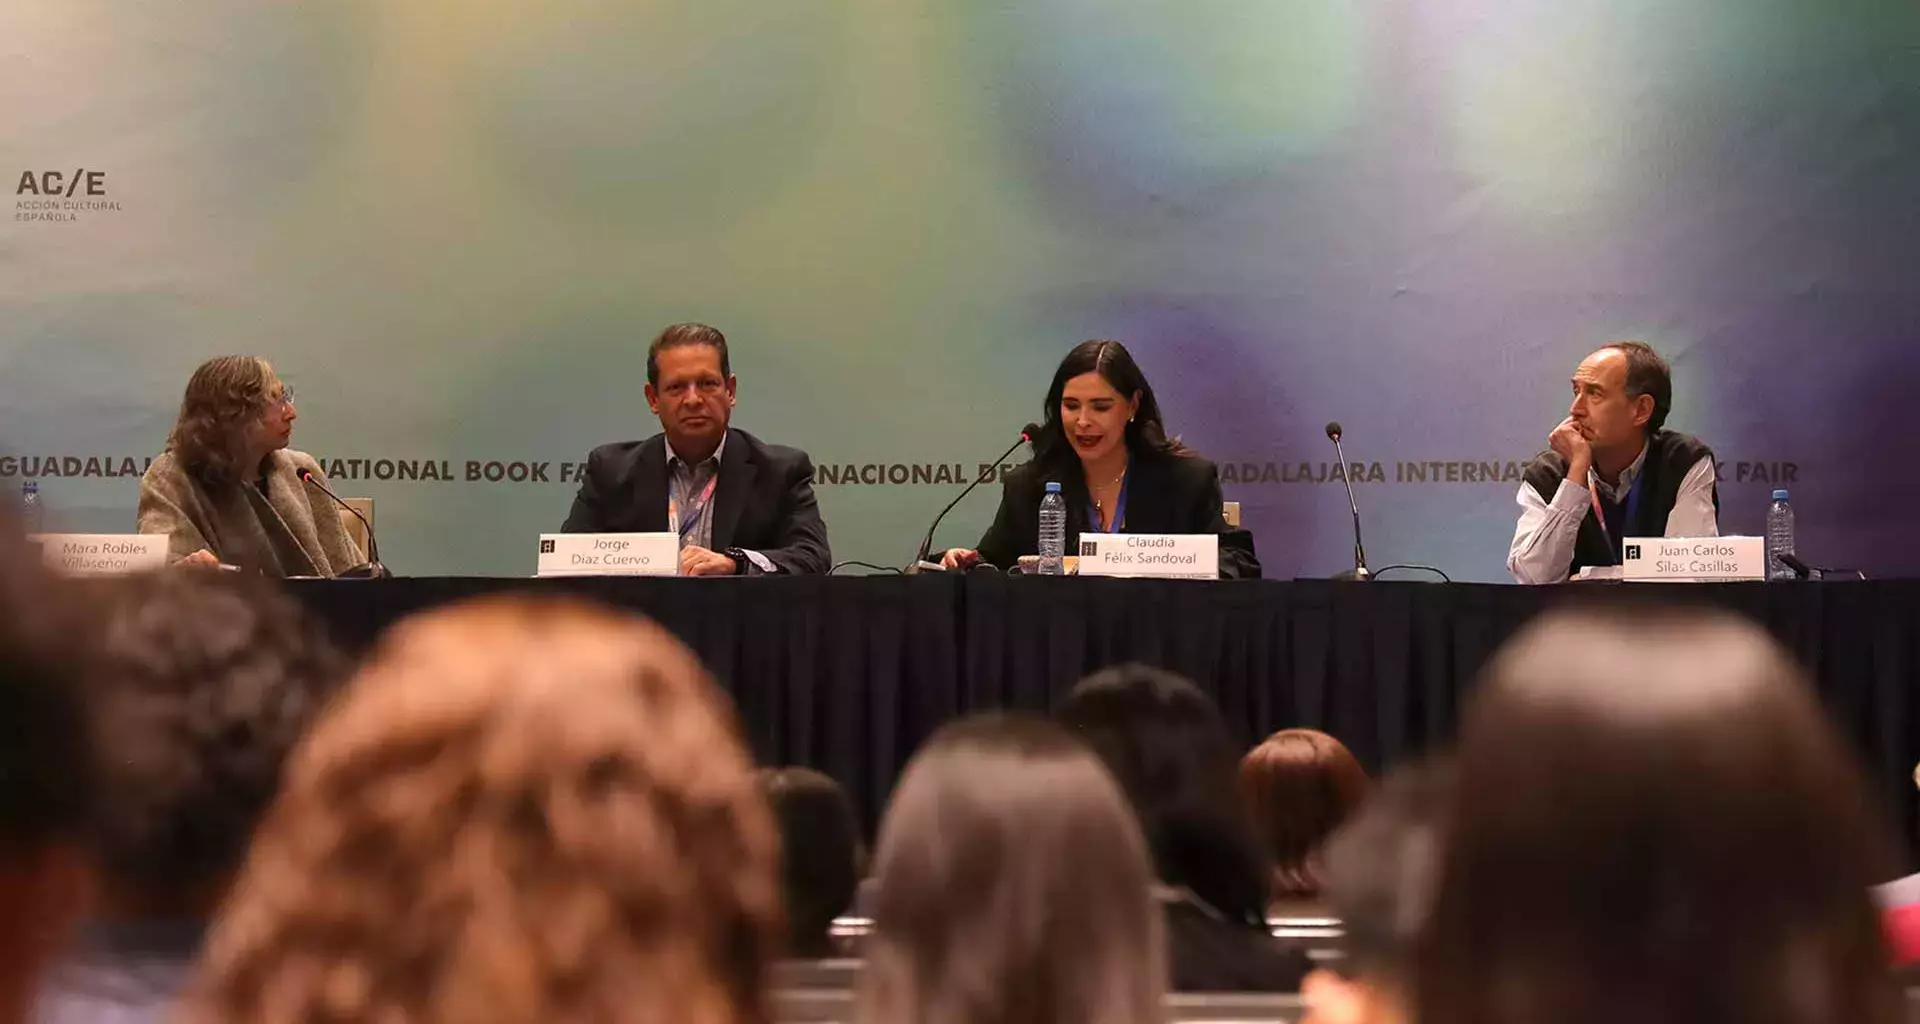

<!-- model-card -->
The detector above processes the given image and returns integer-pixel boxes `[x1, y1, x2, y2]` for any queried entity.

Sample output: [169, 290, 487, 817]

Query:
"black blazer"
[970, 450, 1260, 580]
[560, 428, 832, 575]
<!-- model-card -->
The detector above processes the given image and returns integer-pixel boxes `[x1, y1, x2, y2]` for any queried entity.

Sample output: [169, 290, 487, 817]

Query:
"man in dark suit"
[561, 323, 831, 575]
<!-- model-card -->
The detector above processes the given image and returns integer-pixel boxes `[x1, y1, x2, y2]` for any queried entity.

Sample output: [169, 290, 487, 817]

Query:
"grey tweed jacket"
[136, 448, 364, 577]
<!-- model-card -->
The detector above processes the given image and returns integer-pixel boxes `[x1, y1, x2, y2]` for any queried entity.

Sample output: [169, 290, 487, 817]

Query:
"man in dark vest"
[1508, 341, 1718, 584]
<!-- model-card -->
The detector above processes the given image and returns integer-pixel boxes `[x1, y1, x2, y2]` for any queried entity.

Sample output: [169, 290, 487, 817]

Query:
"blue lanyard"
[669, 472, 719, 545]
[1085, 470, 1130, 533]
[1589, 467, 1647, 564]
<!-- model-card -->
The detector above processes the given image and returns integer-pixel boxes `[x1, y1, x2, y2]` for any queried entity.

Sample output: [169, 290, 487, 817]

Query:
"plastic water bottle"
[1766, 488, 1796, 580]
[20, 481, 43, 533]
[1037, 481, 1066, 575]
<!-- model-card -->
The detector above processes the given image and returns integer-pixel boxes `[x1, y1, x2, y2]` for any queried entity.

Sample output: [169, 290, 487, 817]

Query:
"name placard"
[1622, 536, 1765, 582]
[535, 533, 679, 577]
[31, 534, 167, 575]
[1075, 533, 1218, 579]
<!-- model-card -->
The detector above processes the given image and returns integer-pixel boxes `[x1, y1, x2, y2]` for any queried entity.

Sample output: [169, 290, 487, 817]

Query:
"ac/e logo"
[1625, 544, 1642, 560]
[16, 169, 107, 198]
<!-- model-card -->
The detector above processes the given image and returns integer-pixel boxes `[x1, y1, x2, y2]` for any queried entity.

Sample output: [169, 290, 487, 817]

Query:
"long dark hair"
[168, 356, 275, 487]
[860, 714, 1164, 1024]
[1055, 664, 1272, 928]
[1418, 606, 1901, 1024]
[759, 767, 863, 959]
[1031, 340, 1188, 473]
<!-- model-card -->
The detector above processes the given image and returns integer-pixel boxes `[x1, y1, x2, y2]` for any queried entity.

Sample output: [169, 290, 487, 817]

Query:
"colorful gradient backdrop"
[4, 0, 1917, 579]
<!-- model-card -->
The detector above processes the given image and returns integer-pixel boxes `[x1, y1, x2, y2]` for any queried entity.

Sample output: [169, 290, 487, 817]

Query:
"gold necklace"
[1089, 468, 1127, 512]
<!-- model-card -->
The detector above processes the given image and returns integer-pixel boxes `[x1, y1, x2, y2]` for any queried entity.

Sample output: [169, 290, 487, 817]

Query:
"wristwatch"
[724, 547, 752, 575]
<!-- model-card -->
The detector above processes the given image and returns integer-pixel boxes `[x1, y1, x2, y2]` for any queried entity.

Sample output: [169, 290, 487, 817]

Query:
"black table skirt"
[288, 577, 1920, 862]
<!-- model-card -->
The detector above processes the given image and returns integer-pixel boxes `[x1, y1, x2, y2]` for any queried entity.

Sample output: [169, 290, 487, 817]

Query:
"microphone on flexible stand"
[298, 469, 391, 579]
[1778, 553, 1867, 581]
[1325, 422, 1370, 581]
[908, 423, 1041, 572]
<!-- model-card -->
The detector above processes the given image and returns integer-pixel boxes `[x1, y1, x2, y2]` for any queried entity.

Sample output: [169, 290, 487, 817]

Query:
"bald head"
[1568, 341, 1669, 457]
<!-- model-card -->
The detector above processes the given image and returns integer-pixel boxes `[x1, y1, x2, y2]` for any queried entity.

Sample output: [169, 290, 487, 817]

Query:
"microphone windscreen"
[1022, 422, 1043, 441]
[1325, 422, 1343, 440]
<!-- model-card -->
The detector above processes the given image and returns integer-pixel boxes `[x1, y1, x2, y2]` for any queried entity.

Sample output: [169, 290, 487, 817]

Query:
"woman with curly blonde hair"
[182, 596, 782, 1024]
[137, 355, 364, 575]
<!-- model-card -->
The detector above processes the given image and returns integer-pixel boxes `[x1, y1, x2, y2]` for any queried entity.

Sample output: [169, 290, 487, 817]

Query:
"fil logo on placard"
[1625, 544, 1642, 560]
[1079, 539, 1098, 558]
[14, 168, 123, 223]
[540, 539, 556, 554]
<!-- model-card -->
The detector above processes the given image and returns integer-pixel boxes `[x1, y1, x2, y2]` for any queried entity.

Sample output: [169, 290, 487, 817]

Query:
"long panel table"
[288, 577, 1920, 860]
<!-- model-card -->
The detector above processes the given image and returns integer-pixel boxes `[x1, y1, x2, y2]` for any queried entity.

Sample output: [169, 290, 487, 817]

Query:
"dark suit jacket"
[561, 428, 831, 575]
[971, 450, 1260, 580]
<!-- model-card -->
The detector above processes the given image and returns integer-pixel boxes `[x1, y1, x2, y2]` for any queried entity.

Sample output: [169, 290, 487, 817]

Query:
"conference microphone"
[1325, 422, 1371, 581]
[298, 469, 391, 579]
[1778, 553, 1815, 580]
[909, 423, 1041, 572]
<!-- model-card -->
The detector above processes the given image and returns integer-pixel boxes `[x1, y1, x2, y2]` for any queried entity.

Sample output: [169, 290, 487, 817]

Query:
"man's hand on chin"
[1549, 417, 1594, 482]
[680, 545, 738, 576]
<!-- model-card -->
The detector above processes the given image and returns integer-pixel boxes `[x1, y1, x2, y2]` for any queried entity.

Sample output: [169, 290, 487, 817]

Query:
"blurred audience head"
[184, 597, 781, 1024]
[81, 569, 343, 915]
[1419, 606, 1902, 1024]
[1300, 761, 1450, 1024]
[0, 518, 94, 1024]
[1056, 663, 1271, 926]
[1240, 727, 1371, 902]
[861, 714, 1164, 1024]
[759, 766, 863, 958]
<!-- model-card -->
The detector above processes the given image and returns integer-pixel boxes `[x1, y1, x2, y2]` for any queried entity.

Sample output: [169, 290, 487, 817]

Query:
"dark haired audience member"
[1056, 664, 1307, 992]
[860, 714, 1164, 1024]
[760, 767, 864, 958]
[182, 597, 780, 1024]
[1419, 607, 1902, 1024]
[1299, 762, 1451, 1024]
[0, 521, 94, 1024]
[1239, 728, 1371, 913]
[35, 570, 344, 1024]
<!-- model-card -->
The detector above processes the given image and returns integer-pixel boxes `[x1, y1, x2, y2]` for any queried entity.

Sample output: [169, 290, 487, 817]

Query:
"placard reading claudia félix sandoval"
[1075, 534, 1218, 580]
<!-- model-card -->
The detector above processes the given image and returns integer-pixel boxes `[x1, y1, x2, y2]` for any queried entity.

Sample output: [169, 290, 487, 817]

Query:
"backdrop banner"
[6, 1, 1917, 580]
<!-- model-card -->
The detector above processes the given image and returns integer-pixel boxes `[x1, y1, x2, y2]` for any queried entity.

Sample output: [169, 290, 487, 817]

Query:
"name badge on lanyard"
[668, 472, 719, 546]
[1588, 467, 1646, 565]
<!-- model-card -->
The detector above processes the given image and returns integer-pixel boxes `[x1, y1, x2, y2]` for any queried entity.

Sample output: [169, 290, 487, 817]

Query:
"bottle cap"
[1772, 489, 1790, 501]
[1044, 481, 1062, 494]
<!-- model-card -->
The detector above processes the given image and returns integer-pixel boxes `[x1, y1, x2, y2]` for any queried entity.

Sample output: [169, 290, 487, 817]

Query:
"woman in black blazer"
[942, 340, 1260, 580]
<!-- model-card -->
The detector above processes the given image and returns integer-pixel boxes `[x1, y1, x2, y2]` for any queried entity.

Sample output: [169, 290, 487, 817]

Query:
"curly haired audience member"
[0, 521, 94, 1024]
[1239, 727, 1371, 912]
[182, 597, 782, 1024]
[860, 715, 1164, 1024]
[1057, 665, 1307, 992]
[35, 570, 344, 1024]
[1419, 607, 1903, 1024]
